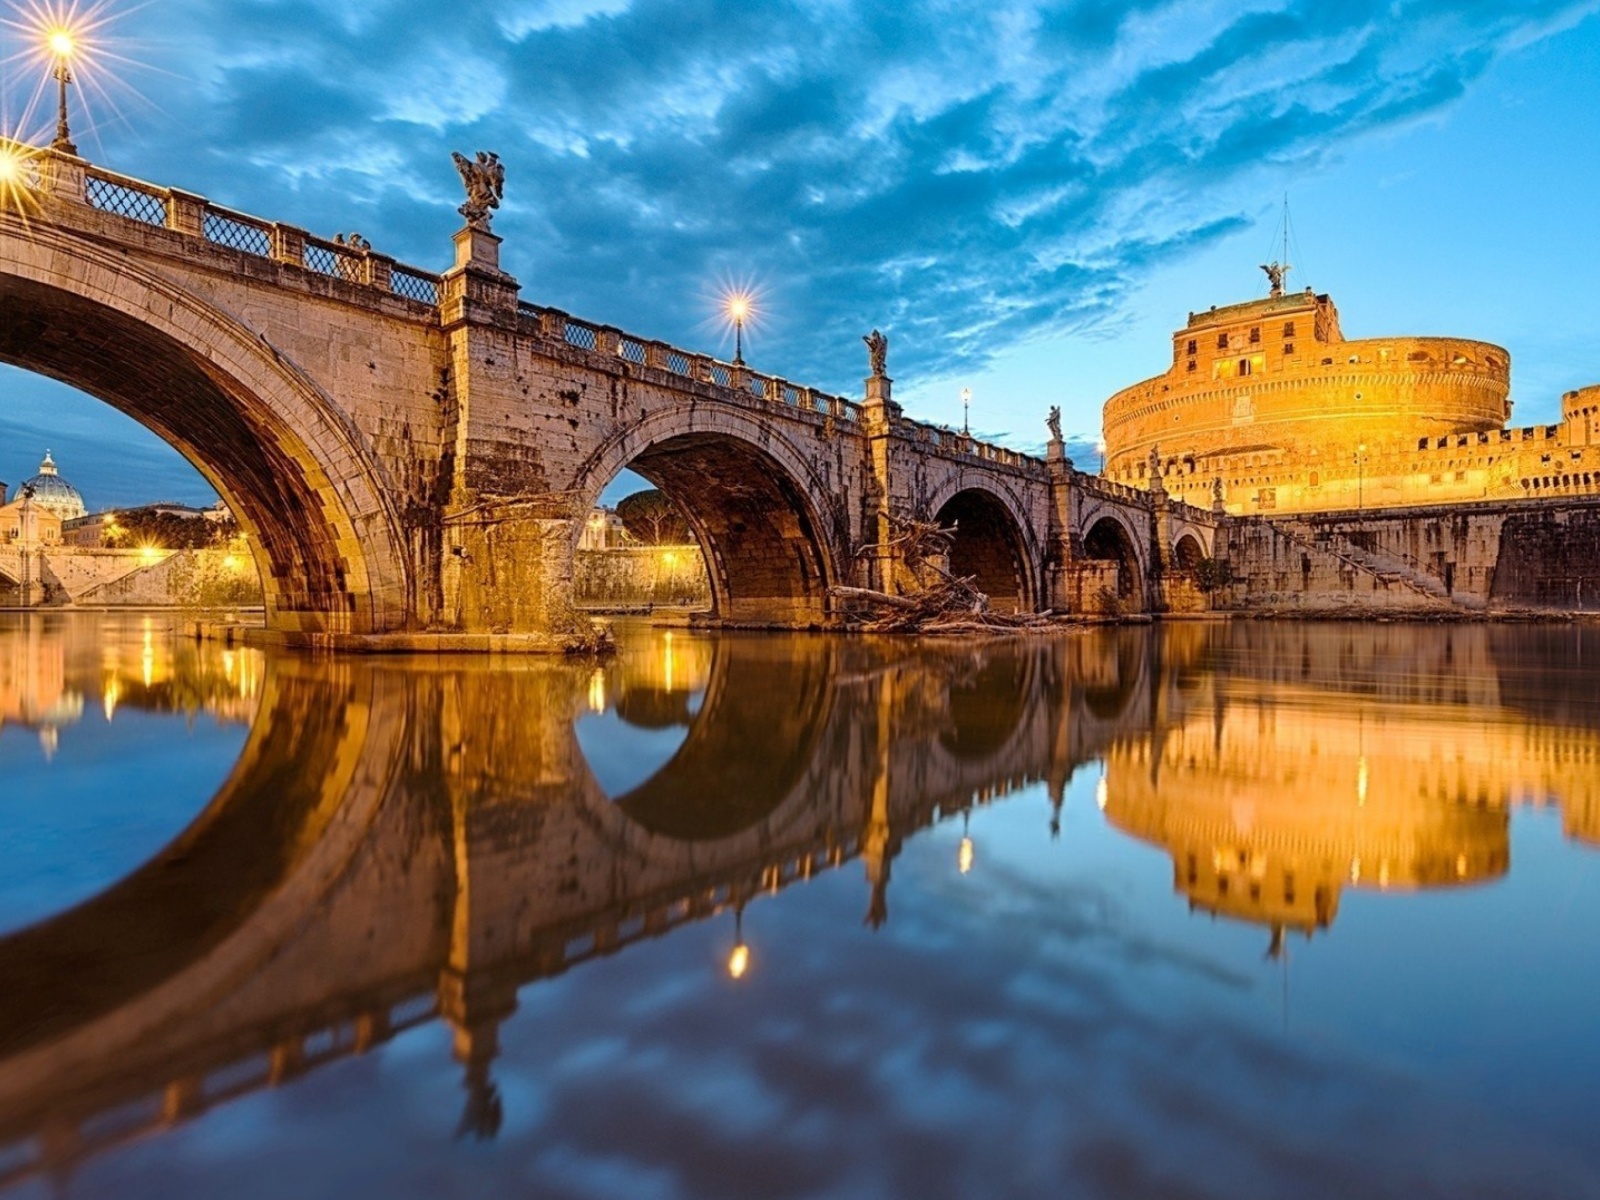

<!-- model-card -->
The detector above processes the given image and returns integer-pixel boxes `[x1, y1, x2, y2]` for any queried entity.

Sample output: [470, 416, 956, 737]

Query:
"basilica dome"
[17, 452, 87, 522]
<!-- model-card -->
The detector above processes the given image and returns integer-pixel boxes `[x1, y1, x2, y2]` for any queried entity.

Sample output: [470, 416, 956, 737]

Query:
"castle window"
[1283, 321, 1296, 338]
[1309, 471, 1319, 486]
[1238, 359, 1252, 377]
[1187, 359, 1196, 372]
[1283, 342, 1294, 354]
[1249, 326, 1260, 344]
[1186, 339, 1197, 355]
[1217, 333, 1230, 349]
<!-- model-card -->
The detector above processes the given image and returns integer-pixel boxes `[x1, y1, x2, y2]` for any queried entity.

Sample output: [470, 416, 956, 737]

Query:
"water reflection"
[0, 620, 1597, 1194]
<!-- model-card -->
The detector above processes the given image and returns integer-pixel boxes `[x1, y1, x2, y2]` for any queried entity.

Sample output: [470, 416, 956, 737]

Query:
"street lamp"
[961, 387, 971, 437]
[47, 26, 78, 156]
[724, 291, 751, 365]
[1096, 439, 1107, 475]
[1355, 442, 1367, 524]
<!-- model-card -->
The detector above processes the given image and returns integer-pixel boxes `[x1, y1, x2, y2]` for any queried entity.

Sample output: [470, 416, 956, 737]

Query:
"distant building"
[0, 491, 63, 547]
[11, 452, 87, 522]
[579, 507, 631, 551]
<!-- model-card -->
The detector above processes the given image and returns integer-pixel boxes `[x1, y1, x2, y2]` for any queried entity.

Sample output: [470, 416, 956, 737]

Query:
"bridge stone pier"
[0, 144, 1211, 647]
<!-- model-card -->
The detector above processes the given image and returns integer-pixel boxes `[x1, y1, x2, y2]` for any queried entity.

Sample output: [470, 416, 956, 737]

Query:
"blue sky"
[2, 0, 1598, 507]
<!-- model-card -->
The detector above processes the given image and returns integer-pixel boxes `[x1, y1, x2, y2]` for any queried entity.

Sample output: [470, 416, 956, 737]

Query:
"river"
[0, 612, 1597, 1199]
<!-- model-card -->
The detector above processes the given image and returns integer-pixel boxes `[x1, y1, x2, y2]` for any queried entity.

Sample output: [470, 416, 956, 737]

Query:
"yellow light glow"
[0, 148, 19, 184]
[725, 293, 750, 322]
[958, 835, 974, 875]
[662, 550, 677, 566]
[1356, 755, 1368, 806]
[47, 27, 74, 58]
[139, 544, 159, 563]
[727, 942, 750, 979]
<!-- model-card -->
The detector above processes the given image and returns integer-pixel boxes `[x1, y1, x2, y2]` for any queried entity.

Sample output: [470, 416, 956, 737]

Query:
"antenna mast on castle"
[1261, 196, 1293, 298]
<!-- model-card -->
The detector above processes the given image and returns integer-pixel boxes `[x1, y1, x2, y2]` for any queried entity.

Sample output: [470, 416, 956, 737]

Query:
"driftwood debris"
[833, 517, 1063, 634]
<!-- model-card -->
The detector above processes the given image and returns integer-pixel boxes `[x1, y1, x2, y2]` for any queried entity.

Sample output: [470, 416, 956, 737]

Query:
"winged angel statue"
[452, 151, 505, 230]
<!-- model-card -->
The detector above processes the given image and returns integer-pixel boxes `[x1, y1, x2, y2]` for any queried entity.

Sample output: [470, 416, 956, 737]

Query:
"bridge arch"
[1174, 532, 1206, 569]
[1081, 509, 1147, 612]
[571, 409, 843, 627]
[928, 481, 1039, 613]
[0, 225, 411, 635]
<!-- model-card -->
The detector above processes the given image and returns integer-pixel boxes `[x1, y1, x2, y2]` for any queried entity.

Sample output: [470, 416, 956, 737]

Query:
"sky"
[2, 0, 1599, 508]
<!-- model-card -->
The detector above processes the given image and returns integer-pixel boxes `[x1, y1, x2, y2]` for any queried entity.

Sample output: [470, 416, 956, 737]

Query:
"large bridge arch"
[1080, 506, 1148, 613]
[571, 409, 845, 627]
[925, 477, 1041, 613]
[0, 224, 412, 635]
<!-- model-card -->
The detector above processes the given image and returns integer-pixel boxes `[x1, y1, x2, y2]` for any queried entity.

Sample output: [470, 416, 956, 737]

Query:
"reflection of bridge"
[0, 623, 1597, 1184]
[0, 145, 1219, 645]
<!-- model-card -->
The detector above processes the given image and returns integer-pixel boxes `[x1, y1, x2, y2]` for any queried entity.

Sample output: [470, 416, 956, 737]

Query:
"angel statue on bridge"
[863, 329, 889, 378]
[452, 151, 505, 231]
[1046, 406, 1062, 442]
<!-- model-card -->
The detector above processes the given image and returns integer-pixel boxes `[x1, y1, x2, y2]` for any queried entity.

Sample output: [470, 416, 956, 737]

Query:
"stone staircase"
[1285, 525, 1486, 611]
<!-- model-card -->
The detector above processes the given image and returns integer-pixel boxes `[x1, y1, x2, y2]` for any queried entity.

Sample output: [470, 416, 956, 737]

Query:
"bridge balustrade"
[64, 156, 444, 309]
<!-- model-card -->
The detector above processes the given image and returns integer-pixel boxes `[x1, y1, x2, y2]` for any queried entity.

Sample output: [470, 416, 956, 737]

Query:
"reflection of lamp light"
[727, 907, 750, 979]
[1095, 771, 1108, 812]
[1356, 755, 1368, 807]
[958, 811, 974, 875]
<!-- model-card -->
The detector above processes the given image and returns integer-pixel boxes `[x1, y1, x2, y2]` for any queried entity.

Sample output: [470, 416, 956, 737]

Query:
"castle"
[1101, 269, 1600, 516]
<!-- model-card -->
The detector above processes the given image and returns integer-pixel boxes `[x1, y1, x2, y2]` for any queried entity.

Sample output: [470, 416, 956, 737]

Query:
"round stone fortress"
[1101, 287, 1520, 514]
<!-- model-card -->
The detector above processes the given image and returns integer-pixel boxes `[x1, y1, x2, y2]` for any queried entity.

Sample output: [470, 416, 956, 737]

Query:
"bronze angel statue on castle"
[452, 151, 505, 230]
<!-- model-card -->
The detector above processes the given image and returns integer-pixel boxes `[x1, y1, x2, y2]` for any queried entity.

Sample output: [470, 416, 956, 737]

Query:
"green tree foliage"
[615, 489, 693, 545]
[103, 508, 238, 550]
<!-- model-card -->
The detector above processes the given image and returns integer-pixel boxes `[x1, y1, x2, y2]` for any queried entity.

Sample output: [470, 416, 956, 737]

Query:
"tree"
[616, 489, 692, 545]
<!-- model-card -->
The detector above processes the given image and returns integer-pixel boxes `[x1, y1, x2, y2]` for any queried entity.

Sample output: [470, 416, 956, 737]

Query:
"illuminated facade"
[1102, 286, 1600, 516]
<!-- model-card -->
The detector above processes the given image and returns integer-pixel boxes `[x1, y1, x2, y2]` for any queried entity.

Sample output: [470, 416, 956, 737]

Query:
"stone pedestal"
[861, 375, 901, 593]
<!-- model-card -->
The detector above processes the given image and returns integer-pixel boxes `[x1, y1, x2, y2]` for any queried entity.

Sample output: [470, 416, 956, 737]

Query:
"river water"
[0, 612, 1597, 1199]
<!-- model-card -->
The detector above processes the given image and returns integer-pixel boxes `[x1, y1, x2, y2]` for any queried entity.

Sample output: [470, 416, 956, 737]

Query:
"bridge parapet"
[515, 299, 866, 425]
[12, 143, 446, 309]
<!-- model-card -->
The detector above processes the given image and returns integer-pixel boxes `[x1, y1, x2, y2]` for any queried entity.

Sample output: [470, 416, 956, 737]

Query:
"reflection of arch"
[613, 638, 836, 840]
[0, 658, 403, 1062]
[940, 653, 1032, 760]
[932, 487, 1036, 613]
[0, 228, 411, 634]
[1083, 513, 1146, 611]
[571, 411, 841, 626]
[1174, 533, 1205, 570]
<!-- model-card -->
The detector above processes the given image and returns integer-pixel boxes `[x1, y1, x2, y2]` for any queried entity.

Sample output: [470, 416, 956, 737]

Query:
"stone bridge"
[0, 143, 1220, 646]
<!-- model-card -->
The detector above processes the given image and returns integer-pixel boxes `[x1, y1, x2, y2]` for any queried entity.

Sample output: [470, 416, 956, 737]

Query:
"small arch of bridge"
[0, 226, 412, 635]
[1078, 505, 1149, 612]
[570, 409, 845, 627]
[925, 477, 1042, 613]
[1171, 521, 1214, 567]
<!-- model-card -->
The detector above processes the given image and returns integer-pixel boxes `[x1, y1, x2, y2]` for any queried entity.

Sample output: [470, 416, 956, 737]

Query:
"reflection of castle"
[1102, 629, 1600, 948]
[1102, 283, 1600, 516]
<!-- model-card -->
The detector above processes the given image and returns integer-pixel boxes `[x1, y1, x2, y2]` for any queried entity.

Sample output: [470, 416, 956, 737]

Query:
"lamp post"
[1356, 442, 1367, 525]
[961, 387, 971, 437]
[1096, 439, 1107, 475]
[48, 28, 78, 156]
[725, 293, 750, 365]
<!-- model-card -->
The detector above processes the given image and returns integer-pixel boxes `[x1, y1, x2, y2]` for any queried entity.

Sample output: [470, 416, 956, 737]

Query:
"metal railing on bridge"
[519, 300, 866, 425]
[70, 158, 444, 309]
[21, 145, 1046, 469]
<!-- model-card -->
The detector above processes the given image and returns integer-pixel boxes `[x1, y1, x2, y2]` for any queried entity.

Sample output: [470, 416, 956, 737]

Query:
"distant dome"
[18, 451, 87, 521]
